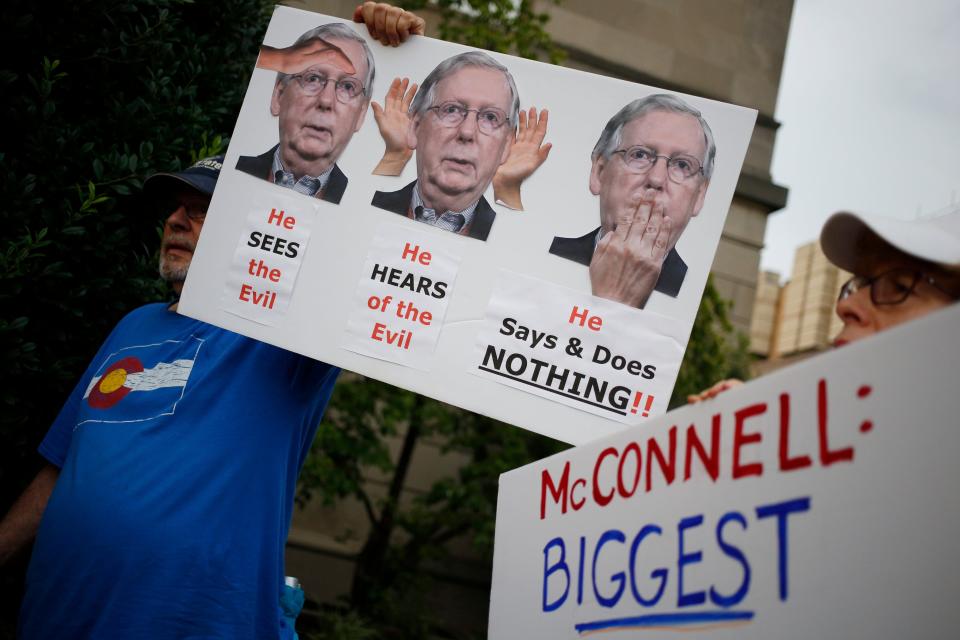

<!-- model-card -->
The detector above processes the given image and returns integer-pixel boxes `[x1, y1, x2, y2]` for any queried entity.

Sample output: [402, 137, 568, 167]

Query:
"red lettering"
[239, 284, 252, 302]
[540, 462, 571, 520]
[645, 426, 677, 491]
[684, 415, 721, 482]
[592, 447, 618, 506]
[396, 301, 432, 325]
[617, 442, 642, 498]
[371, 322, 386, 341]
[571, 478, 587, 511]
[568, 306, 603, 331]
[733, 403, 766, 479]
[779, 393, 812, 471]
[267, 208, 295, 229]
[247, 259, 282, 282]
[401, 242, 432, 265]
[818, 378, 854, 466]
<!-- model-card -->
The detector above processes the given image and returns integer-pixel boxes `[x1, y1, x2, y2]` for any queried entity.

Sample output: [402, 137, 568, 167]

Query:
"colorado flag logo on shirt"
[78, 336, 204, 427]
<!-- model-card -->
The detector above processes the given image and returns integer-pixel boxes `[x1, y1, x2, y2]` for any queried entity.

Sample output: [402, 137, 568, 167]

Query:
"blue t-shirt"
[19, 303, 339, 639]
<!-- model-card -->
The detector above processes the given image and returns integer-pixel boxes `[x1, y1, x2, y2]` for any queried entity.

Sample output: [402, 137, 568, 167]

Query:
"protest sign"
[177, 5, 757, 444]
[488, 304, 960, 638]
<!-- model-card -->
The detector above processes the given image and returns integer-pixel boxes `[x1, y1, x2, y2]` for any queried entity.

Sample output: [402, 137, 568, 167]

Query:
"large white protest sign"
[489, 304, 960, 638]
[177, 5, 757, 444]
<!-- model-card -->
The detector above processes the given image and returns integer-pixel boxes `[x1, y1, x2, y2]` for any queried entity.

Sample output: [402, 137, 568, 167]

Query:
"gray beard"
[158, 254, 189, 283]
[158, 233, 196, 284]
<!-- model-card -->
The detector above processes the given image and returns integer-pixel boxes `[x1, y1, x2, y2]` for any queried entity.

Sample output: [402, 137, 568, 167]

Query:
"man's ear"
[406, 114, 421, 151]
[691, 178, 710, 217]
[589, 156, 606, 196]
[354, 99, 371, 133]
[498, 130, 514, 166]
[270, 80, 285, 117]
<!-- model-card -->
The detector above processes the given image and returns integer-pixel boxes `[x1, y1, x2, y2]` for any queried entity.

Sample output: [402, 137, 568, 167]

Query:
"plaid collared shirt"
[410, 182, 479, 234]
[271, 149, 334, 198]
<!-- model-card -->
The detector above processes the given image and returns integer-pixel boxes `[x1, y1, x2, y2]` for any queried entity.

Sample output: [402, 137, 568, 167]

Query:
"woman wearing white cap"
[821, 210, 960, 345]
[689, 210, 960, 402]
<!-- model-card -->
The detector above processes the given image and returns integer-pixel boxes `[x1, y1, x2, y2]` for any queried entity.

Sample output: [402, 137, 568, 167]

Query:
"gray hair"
[592, 94, 716, 179]
[409, 51, 520, 126]
[276, 23, 375, 96]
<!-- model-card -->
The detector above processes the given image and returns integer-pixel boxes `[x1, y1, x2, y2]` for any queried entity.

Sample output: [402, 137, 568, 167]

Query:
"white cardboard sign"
[221, 191, 318, 325]
[178, 6, 757, 444]
[342, 223, 461, 370]
[473, 272, 687, 424]
[489, 305, 960, 638]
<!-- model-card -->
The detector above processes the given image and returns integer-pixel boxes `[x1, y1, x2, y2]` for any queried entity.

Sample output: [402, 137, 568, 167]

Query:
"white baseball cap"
[820, 209, 960, 274]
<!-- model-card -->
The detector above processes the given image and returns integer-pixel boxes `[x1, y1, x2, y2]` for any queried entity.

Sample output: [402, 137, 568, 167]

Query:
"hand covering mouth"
[630, 189, 663, 206]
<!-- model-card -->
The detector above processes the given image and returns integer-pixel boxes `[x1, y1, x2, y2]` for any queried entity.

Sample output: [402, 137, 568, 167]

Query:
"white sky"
[763, 0, 960, 279]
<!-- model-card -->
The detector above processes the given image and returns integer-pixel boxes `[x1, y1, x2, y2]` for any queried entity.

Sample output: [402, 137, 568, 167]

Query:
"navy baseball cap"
[144, 155, 224, 197]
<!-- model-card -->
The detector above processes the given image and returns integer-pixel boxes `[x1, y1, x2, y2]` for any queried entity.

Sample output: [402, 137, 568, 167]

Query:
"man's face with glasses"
[834, 257, 960, 346]
[270, 36, 370, 177]
[158, 187, 210, 291]
[590, 110, 709, 253]
[408, 66, 514, 212]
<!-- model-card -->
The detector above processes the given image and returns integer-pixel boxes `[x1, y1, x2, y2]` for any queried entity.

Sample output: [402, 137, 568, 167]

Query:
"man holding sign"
[550, 94, 716, 309]
[371, 51, 520, 241]
[0, 6, 423, 637]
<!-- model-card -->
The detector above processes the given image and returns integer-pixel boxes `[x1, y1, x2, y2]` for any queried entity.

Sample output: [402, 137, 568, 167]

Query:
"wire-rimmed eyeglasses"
[612, 146, 704, 183]
[427, 102, 509, 135]
[288, 71, 365, 103]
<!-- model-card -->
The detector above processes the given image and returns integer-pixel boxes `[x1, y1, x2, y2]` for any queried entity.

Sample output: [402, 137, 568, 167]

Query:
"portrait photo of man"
[550, 94, 716, 308]
[236, 22, 376, 204]
[371, 51, 520, 241]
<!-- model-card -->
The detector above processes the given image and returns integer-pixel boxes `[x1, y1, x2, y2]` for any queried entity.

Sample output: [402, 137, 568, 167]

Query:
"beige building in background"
[749, 239, 847, 374]
[749, 269, 783, 356]
[284, 0, 795, 632]
[775, 241, 846, 355]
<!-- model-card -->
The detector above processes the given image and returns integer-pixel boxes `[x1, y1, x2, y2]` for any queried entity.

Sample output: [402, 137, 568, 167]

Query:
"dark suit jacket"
[235, 145, 348, 205]
[371, 180, 496, 241]
[549, 227, 687, 299]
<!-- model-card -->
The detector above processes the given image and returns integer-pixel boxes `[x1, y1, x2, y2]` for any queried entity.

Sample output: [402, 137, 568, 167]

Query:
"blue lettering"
[542, 537, 570, 612]
[677, 515, 706, 607]
[628, 524, 667, 606]
[756, 496, 811, 601]
[710, 511, 751, 607]
[577, 535, 585, 605]
[592, 529, 627, 608]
